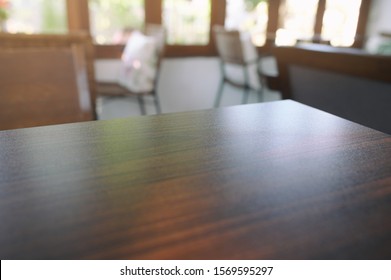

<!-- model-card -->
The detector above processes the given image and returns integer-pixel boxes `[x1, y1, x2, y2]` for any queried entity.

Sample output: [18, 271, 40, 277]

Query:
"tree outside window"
[5, 0, 67, 34]
[163, 0, 211, 45]
[89, 0, 145, 45]
[225, 0, 268, 46]
[321, 0, 362, 46]
[276, 0, 319, 46]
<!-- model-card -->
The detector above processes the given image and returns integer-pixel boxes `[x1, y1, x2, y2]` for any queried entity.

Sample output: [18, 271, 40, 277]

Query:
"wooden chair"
[0, 48, 94, 130]
[273, 44, 391, 134]
[96, 24, 166, 116]
[0, 32, 97, 118]
[213, 25, 265, 107]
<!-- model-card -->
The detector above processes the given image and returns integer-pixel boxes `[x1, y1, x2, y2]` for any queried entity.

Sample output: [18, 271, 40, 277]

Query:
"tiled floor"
[97, 57, 282, 120]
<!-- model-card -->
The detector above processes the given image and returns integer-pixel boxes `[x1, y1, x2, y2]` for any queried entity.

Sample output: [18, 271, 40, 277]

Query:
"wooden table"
[0, 100, 390, 259]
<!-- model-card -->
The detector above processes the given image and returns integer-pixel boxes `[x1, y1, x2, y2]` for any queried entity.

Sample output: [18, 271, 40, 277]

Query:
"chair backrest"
[144, 24, 166, 61]
[0, 32, 97, 117]
[0, 48, 94, 130]
[118, 24, 166, 93]
[213, 25, 245, 65]
[273, 44, 391, 134]
[144, 24, 166, 85]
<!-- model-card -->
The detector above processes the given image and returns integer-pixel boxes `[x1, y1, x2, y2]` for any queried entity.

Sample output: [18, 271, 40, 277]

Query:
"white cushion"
[118, 31, 158, 93]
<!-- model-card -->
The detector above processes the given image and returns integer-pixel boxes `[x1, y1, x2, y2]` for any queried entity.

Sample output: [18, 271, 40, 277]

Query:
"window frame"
[66, 0, 371, 59]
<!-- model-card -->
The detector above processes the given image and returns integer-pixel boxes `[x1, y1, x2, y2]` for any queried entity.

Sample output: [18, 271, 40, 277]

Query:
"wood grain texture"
[0, 100, 390, 259]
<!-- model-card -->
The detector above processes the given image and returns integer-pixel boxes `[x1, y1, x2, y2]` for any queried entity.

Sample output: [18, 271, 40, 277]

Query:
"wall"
[95, 58, 222, 113]
[366, 0, 391, 36]
[365, 0, 391, 52]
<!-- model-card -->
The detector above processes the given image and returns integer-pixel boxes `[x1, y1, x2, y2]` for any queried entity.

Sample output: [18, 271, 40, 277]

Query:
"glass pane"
[163, 0, 211, 45]
[321, 0, 361, 47]
[4, 0, 67, 34]
[276, 0, 319, 46]
[225, 0, 268, 46]
[89, 0, 145, 45]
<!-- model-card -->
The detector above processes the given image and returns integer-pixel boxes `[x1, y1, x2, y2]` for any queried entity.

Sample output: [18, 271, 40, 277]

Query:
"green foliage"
[0, 8, 8, 21]
[244, 0, 267, 11]
[41, 0, 67, 33]
[91, 0, 144, 29]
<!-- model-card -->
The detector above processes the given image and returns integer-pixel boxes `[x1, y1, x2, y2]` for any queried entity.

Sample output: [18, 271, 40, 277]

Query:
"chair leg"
[242, 67, 250, 104]
[215, 62, 226, 108]
[214, 80, 224, 108]
[257, 86, 264, 103]
[242, 88, 250, 104]
[256, 73, 267, 103]
[153, 93, 161, 114]
[95, 97, 102, 120]
[137, 95, 146, 115]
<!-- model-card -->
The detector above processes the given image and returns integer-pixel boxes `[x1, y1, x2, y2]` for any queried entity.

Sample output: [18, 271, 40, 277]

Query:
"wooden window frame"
[66, 0, 371, 59]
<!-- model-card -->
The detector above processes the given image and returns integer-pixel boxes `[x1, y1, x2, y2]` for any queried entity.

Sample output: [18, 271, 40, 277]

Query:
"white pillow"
[118, 31, 158, 93]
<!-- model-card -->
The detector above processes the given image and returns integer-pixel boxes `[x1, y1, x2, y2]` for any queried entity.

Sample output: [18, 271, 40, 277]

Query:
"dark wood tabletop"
[0, 100, 390, 260]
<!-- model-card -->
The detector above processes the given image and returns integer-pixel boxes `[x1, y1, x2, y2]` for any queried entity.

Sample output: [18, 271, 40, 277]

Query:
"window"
[5, 0, 67, 34]
[63, 0, 370, 58]
[321, 0, 362, 47]
[225, 0, 268, 46]
[163, 0, 211, 45]
[89, 0, 145, 45]
[276, 0, 319, 46]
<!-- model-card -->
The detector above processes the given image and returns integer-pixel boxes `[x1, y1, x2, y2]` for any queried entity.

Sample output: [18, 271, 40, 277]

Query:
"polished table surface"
[0, 100, 390, 259]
